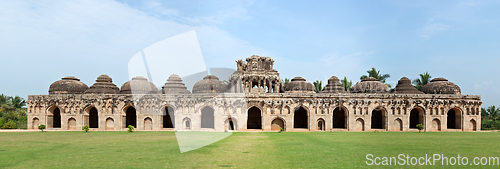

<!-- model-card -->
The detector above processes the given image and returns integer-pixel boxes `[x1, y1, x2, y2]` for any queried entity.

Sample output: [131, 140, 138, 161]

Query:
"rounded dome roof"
[391, 77, 424, 94]
[420, 78, 461, 94]
[49, 76, 89, 94]
[84, 74, 120, 94]
[283, 77, 315, 93]
[162, 74, 191, 94]
[192, 75, 227, 93]
[321, 76, 346, 93]
[120, 76, 158, 94]
[350, 77, 389, 93]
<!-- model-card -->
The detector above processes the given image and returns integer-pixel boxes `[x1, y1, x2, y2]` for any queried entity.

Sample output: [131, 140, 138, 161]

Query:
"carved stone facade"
[27, 55, 482, 132]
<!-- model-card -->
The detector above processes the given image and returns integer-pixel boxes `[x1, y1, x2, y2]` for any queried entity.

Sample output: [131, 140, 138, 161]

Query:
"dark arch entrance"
[247, 107, 262, 129]
[53, 107, 61, 128]
[447, 109, 461, 129]
[409, 109, 419, 129]
[163, 106, 175, 128]
[332, 107, 346, 128]
[89, 107, 98, 128]
[201, 106, 214, 129]
[294, 107, 308, 129]
[371, 108, 384, 129]
[126, 106, 137, 128]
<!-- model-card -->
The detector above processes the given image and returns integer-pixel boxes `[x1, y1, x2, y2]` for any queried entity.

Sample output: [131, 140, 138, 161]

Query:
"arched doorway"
[144, 117, 152, 130]
[394, 118, 402, 131]
[447, 109, 461, 129]
[247, 107, 262, 129]
[201, 106, 214, 129]
[469, 119, 477, 131]
[163, 106, 175, 128]
[106, 118, 114, 130]
[183, 118, 191, 130]
[432, 119, 441, 131]
[371, 108, 385, 129]
[355, 118, 364, 131]
[294, 107, 308, 129]
[409, 108, 424, 129]
[53, 107, 61, 128]
[32, 118, 39, 129]
[89, 107, 98, 128]
[126, 106, 137, 128]
[332, 107, 346, 129]
[271, 118, 285, 131]
[224, 118, 237, 131]
[68, 118, 76, 130]
[317, 118, 325, 131]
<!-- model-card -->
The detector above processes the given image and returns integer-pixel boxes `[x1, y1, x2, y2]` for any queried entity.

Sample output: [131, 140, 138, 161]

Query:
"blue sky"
[1, 0, 499, 107]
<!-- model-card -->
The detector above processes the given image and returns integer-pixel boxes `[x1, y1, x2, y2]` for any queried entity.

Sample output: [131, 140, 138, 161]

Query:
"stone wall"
[26, 93, 482, 132]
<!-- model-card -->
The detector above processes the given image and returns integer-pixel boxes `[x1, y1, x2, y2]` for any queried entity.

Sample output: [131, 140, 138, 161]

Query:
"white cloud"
[418, 22, 450, 38]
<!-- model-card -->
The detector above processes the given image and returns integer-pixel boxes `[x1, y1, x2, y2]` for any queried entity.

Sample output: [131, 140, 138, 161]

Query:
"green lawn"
[0, 131, 499, 168]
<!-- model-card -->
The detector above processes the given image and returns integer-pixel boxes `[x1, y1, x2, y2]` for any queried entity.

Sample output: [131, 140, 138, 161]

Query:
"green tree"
[484, 106, 499, 120]
[360, 68, 391, 88]
[412, 72, 431, 90]
[416, 124, 424, 133]
[38, 124, 46, 132]
[313, 80, 323, 93]
[341, 77, 353, 92]
[82, 125, 89, 132]
[281, 78, 290, 85]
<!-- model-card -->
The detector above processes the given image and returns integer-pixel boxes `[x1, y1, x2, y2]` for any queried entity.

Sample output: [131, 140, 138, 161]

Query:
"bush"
[2, 120, 17, 129]
[38, 124, 46, 132]
[0, 118, 4, 128]
[279, 127, 284, 133]
[82, 125, 89, 132]
[127, 125, 134, 132]
[416, 124, 424, 133]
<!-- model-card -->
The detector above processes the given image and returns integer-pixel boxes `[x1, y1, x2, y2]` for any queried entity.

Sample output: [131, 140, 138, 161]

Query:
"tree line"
[0, 94, 27, 129]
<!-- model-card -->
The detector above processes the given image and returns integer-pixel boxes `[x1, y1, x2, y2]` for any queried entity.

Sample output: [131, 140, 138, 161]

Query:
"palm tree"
[9, 96, 26, 109]
[313, 80, 323, 93]
[281, 78, 290, 85]
[341, 76, 353, 92]
[412, 72, 431, 90]
[0, 94, 12, 113]
[360, 68, 391, 88]
[485, 105, 500, 120]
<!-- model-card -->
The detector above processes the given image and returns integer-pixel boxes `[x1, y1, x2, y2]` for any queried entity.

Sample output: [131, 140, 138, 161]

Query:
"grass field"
[1, 131, 499, 168]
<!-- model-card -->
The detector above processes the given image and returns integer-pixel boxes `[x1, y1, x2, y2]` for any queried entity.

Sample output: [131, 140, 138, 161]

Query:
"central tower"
[229, 55, 281, 93]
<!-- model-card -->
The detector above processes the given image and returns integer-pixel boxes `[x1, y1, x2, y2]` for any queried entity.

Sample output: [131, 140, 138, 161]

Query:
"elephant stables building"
[26, 55, 482, 132]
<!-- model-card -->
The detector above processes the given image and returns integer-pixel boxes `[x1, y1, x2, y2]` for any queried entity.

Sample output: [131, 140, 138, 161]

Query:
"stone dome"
[84, 74, 120, 94]
[321, 76, 346, 93]
[120, 76, 158, 94]
[161, 74, 191, 94]
[391, 77, 424, 94]
[283, 77, 315, 93]
[49, 76, 89, 94]
[192, 75, 227, 93]
[350, 77, 389, 93]
[420, 78, 461, 94]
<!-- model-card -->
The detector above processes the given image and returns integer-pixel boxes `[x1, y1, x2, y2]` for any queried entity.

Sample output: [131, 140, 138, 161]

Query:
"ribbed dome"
[350, 77, 389, 93]
[283, 77, 315, 93]
[391, 77, 424, 94]
[162, 74, 191, 94]
[322, 76, 346, 93]
[120, 76, 158, 94]
[49, 76, 89, 94]
[84, 74, 120, 94]
[420, 78, 461, 94]
[192, 75, 227, 93]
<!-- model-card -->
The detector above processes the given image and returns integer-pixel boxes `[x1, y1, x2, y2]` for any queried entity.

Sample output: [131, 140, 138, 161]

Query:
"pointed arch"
[201, 106, 214, 129]
[294, 106, 308, 129]
[247, 106, 262, 129]
[271, 117, 285, 131]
